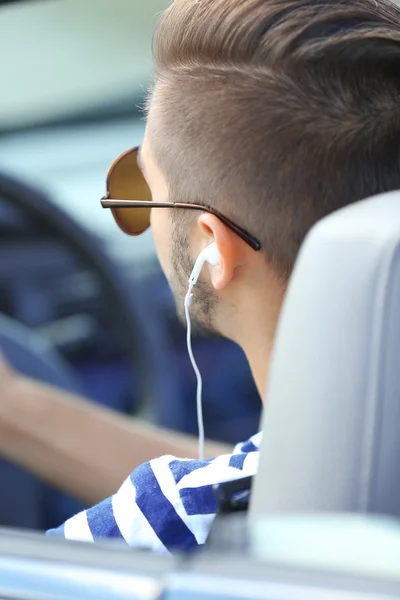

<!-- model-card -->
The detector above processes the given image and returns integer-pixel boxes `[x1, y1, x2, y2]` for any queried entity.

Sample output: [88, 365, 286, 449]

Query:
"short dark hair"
[148, 0, 400, 281]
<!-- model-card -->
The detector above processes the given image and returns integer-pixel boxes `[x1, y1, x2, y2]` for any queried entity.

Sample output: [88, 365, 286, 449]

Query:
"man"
[2, 0, 400, 550]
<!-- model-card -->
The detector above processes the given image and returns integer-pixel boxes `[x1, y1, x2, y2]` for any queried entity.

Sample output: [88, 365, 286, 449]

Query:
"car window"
[0, 0, 168, 131]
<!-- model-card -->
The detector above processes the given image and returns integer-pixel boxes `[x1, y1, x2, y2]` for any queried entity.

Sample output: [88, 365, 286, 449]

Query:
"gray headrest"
[251, 191, 400, 518]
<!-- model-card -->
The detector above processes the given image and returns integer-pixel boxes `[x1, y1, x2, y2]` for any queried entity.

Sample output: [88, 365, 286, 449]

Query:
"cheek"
[151, 208, 173, 276]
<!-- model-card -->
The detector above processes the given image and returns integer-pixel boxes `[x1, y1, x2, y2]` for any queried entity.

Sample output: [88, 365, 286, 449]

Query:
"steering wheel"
[0, 171, 179, 415]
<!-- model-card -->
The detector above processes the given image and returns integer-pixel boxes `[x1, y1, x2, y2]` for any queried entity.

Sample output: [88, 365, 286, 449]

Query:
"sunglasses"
[101, 146, 261, 251]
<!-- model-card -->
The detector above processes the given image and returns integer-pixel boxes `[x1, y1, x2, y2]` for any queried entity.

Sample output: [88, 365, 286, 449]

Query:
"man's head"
[138, 0, 400, 388]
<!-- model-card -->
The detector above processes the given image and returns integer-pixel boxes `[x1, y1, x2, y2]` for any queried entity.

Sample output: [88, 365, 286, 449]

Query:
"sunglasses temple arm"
[100, 198, 261, 250]
[101, 199, 176, 209]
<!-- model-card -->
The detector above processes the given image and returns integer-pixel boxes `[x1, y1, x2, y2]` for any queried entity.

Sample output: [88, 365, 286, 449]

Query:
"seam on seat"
[359, 240, 400, 512]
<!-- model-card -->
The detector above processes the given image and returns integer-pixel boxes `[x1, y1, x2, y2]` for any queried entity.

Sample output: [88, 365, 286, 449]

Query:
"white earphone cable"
[185, 289, 205, 461]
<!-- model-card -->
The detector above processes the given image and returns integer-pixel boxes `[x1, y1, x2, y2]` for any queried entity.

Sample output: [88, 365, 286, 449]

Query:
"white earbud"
[184, 242, 220, 461]
[189, 242, 220, 286]
[185, 243, 220, 307]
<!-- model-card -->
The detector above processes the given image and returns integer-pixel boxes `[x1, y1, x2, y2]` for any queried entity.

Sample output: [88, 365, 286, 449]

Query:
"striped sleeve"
[46, 438, 260, 553]
[233, 431, 263, 454]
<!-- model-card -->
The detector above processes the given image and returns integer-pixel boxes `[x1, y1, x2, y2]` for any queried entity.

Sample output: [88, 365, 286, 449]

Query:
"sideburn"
[170, 218, 218, 334]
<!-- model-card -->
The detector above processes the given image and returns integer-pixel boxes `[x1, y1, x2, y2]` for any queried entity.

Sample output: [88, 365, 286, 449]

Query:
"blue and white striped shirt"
[47, 432, 261, 553]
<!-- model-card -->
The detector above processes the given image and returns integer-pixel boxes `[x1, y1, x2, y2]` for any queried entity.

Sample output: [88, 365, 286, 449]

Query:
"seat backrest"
[251, 191, 400, 518]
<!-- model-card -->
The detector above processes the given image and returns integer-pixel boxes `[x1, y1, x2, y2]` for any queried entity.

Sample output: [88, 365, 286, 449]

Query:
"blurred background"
[0, 0, 260, 531]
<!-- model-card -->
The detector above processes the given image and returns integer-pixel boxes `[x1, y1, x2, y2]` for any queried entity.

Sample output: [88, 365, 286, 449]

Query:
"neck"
[232, 276, 285, 401]
[240, 319, 278, 401]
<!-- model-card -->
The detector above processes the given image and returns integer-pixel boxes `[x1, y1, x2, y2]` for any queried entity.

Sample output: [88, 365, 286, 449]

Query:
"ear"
[196, 213, 248, 291]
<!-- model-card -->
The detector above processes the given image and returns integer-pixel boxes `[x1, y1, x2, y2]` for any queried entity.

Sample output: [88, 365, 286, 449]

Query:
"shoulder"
[47, 439, 260, 553]
[128, 449, 259, 549]
[128, 440, 260, 545]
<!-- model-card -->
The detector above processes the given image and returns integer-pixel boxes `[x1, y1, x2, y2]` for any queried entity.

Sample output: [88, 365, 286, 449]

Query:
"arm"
[0, 361, 231, 506]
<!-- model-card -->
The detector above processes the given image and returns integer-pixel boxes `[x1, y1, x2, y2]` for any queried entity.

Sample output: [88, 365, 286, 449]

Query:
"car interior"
[0, 1, 399, 599]
[0, 0, 261, 530]
[0, 190, 400, 598]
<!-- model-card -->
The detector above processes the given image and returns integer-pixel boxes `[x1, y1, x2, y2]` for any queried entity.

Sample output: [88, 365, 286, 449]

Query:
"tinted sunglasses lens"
[108, 148, 152, 236]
